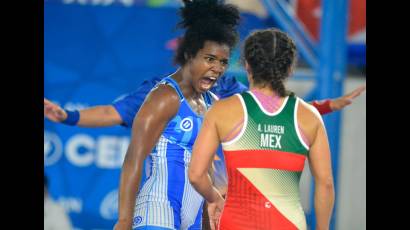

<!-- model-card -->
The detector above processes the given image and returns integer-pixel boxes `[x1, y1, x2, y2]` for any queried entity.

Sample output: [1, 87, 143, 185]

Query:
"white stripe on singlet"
[180, 149, 204, 230]
[133, 136, 174, 229]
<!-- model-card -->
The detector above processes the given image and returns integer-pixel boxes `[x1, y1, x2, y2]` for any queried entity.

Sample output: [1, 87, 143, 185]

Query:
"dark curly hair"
[174, 0, 240, 66]
[243, 28, 297, 97]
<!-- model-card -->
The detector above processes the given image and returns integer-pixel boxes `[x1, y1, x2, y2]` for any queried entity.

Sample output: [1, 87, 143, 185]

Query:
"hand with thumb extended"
[44, 98, 67, 122]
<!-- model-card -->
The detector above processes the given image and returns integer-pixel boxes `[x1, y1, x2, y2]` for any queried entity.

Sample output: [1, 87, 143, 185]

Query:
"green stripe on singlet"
[237, 91, 308, 156]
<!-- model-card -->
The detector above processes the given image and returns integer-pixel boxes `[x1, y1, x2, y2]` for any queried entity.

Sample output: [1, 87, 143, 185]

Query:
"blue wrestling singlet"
[132, 76, 214, 230]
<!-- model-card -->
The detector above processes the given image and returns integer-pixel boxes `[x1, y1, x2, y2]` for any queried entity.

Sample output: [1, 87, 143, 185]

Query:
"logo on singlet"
[265, 201, 272, 208]
[180, 117, 193, 132]
[133, 216, 143, 225]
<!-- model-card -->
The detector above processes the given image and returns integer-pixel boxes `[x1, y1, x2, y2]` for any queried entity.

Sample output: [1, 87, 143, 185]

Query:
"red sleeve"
[310, 99, 332, 115]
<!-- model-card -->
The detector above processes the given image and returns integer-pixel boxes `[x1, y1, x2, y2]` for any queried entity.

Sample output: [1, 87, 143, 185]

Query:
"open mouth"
[199, 76, 217, 91]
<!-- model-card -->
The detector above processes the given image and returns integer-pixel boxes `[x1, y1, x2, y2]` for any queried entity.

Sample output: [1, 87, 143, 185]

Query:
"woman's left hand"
[207, 195, 225, 230]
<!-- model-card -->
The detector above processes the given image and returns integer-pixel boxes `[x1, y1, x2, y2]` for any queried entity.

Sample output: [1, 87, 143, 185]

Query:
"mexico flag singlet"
[220, 91, 309, 230]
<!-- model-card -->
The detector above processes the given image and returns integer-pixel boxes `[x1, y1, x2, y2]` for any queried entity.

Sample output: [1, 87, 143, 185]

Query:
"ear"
[245, 61, 251, 74]
[184, 52, 189, 62]
[245, 61, 253, 84]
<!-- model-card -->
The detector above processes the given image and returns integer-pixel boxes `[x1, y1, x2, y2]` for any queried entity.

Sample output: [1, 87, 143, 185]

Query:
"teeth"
[208, 77, 216, 81]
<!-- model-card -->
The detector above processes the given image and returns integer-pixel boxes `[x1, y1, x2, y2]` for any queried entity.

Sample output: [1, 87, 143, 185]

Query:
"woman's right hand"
[207, 195, 225, 230]
[44, 98, 67, 122]
[329, 84, 366, 111]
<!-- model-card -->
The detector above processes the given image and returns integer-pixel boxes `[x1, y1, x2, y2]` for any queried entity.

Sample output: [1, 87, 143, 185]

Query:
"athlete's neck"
[250, 86, 279, 98]
[171, 68, 201, 99]
[250, 88, 281, 113]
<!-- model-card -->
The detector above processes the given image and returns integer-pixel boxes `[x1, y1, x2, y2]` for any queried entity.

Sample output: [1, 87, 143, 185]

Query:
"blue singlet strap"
[162, 77, 184, 100]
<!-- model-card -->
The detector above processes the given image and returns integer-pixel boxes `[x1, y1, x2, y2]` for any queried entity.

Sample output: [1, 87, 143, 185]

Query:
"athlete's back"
[219, 91, 312, 230]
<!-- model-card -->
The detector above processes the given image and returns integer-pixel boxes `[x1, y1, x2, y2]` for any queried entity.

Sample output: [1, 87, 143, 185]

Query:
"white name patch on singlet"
[260, 133, 282, 149]
[260, 124, 285, 134]
[258, 124, 284, 149]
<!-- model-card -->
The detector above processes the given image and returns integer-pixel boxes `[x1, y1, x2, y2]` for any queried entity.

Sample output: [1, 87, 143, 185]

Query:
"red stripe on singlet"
[223, 149, 306, 171]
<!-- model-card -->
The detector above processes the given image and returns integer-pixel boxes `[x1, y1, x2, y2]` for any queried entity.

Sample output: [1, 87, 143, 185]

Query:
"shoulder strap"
[203, 91, 214, 108]
[240, 91, 258, 116]
[161, 76, 184, 100]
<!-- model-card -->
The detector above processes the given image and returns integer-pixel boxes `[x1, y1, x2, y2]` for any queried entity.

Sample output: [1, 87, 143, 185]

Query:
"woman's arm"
[306, 116, 335, 230]
[189, 108, 223, 203]
[189, 104, 225, 230]
[310, 85, 366, 115]
[44, 98, 123, 127]
[298, 100, 335, 230]
[114, 85, 180, 230]
[44, 77, 162, 128]
[77, 105, 122, 127]
[309, 122, 335, 230]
